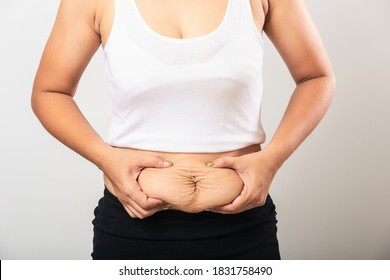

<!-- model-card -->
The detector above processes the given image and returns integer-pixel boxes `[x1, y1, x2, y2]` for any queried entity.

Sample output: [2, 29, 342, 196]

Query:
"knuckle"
[220, 157, 228, 164]
[148, 155, 161, 165]
[156, 156, 164, 164]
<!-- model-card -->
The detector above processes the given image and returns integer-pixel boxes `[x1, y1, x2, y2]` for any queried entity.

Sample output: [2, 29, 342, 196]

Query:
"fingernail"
[163, 160, 173, 166]
[206, 161, 216, 167]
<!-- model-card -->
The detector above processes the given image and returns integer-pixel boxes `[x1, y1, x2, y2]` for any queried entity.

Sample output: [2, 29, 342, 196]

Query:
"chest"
[98, 0, 266, 47]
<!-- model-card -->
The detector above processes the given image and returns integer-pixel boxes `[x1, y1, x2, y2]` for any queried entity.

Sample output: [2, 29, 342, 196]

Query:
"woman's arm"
[208, 0, 335, 214]
[32, 0, 106, 165]
[32, 0, 171, 219]
[262, 0, 336, 164]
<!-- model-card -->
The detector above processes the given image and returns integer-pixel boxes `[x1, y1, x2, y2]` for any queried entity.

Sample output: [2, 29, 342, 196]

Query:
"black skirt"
[91, 186, 280, 260]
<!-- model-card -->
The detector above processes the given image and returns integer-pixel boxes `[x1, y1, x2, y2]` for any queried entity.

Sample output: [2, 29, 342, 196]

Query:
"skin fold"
[138, 163, 244, 213]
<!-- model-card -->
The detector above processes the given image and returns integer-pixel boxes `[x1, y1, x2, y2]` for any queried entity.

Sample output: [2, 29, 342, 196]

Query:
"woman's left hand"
[206, 149, 281, 214]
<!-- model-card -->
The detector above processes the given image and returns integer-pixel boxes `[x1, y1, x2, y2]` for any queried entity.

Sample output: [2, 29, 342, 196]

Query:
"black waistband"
[92, 185, 277, 240]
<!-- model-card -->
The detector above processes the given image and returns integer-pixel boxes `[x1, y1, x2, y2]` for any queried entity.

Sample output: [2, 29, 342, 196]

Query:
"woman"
[31, 0, 335, 259]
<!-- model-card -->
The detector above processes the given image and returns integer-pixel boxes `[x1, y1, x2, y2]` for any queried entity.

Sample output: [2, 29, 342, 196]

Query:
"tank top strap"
[105, 0, 154, 52]
[111, 0, 147, 33]
[112, 0, 131, 24]
[217, 0, 264, 47]
[115, 0, 141, 28]
[241, 0, 264, 44]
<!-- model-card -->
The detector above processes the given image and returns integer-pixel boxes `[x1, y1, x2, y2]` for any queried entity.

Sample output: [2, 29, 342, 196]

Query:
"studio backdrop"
[0, 0, 389, 259]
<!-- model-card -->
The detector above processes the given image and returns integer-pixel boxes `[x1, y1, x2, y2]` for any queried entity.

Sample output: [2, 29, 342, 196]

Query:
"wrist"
[260, 143, 287, 171]
[89, 142, 114, 171]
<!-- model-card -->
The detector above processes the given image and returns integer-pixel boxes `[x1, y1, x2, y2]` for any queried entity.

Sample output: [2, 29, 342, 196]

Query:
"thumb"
[206, 156, 237, 169]
[140, 155, 173, 168]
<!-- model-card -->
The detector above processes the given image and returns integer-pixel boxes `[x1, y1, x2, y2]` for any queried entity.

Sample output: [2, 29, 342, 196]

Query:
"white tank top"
[103, 0, 266, 152]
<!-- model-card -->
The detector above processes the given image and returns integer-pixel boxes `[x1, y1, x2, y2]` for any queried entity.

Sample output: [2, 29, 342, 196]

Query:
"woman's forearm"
[31, 91, 111, 170]
[263, 75, 336, 168]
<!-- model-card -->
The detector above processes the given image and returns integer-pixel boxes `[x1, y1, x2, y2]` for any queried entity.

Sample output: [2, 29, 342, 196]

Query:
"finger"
[126, 196, 155, 218]
[121, 200, 143, 219]
[128, 182, 170, 217]
[210, 193, 247, 214]
[113, 180, 163, 217]
[206, 156, 237, 169]
[208, 184, 247, 213]
[133, 200, 170, 218]
[140, 202, 170, 217]
[208, 204, 235, 214]
[131, 181, 165, 210]
[125, 198, 155, 219]
[139, 155, 173, 169]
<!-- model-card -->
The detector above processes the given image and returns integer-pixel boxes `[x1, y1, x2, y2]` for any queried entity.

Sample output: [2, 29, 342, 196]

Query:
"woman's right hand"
[99, 146, 173, 219]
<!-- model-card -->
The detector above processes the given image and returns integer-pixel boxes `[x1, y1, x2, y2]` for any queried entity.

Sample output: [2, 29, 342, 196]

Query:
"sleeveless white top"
[103, 0, 266, 152]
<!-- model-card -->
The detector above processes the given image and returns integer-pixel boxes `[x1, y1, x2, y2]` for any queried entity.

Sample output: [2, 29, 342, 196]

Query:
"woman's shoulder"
[59, 0, 114, 41]
[57, 0, 101, 29]
[58, 0, 98, 14]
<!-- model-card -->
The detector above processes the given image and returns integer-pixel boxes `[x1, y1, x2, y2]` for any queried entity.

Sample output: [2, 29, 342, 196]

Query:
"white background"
[0, 0, 389, 259]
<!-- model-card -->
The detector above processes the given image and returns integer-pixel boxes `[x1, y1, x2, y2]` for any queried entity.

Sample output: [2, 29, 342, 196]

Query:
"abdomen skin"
[138, 162, 243, 213]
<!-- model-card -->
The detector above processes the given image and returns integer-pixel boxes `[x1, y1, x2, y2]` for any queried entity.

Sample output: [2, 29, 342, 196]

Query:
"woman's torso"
[97, 0, 268, 213]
